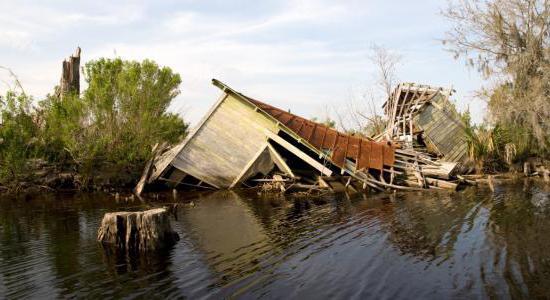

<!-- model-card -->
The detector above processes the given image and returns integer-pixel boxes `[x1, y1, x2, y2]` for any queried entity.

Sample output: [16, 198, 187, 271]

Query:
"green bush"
[0, 91, 41, 185]
[461, 110, 509, 173]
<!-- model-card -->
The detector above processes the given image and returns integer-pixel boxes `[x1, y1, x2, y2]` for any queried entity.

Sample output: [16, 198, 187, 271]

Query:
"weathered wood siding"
[171, 94, 278, 188]
[415, 95, 468, 162]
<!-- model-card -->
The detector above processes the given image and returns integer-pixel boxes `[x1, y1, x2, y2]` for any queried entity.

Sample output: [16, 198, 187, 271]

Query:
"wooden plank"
[148, 92, 230, 182]
[266, 131, 333, 176]
[267, 143, 295, 178]
[135, 143, 162, 195]
[445, 143, 468, 162]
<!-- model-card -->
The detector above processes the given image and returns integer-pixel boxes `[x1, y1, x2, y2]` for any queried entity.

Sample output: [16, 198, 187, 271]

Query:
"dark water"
[1, 180, 550, 299]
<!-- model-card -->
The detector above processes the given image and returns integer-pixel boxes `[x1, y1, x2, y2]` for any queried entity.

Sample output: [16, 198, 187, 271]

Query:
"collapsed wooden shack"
[138, 80, 467, 194]
[373, 83, 470, 189]
[376, 83, 468, 163]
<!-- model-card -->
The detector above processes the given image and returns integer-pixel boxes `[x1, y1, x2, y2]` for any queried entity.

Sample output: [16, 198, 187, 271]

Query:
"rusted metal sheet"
[369, 142, 384, 171]
[357, 140, 372, 171]
[247, 98, 394, 171]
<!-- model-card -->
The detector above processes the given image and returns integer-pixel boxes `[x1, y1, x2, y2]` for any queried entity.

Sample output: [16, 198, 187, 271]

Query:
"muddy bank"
[3, 157, 548, 199]
[0, 159, 141, 197]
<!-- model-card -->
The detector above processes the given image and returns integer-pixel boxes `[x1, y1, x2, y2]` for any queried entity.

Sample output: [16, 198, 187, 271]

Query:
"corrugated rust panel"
[383, 142, 395, 166]
[245, 97, 394, 171]
[310, 125, 326, 149]
[347, 136, 361, 160]
[276, 113, 294, 125]
[331, 134, 349, 166]
[301, 121, 315, 140]
[369, 142, 384, 171]
[323, 129, 338, 149]
[331, 145, 347, 166]
[287, 117, 303, 133]
[357, 140, 372, 170]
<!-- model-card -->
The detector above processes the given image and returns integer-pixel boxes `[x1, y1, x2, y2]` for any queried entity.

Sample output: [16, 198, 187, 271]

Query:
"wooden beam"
[265, 131, 333, 177]
[267, 143, 295, 178]
[135, 143, 161, 195]
[230, 143, 269, 188]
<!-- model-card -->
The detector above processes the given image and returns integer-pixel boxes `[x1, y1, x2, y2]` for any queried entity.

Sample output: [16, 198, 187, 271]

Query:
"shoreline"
[2, 171, 548, 199]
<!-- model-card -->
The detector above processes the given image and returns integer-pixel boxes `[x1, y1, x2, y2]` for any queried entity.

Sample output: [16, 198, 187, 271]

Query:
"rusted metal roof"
[244, 97, 395, 172]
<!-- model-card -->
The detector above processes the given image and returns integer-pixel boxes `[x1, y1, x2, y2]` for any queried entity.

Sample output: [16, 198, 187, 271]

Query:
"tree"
[336, 45, 399, 137]
[369, 44, 402, 99]
[81, 59, 188, 170]
[443, 0, 550, 157]
[0, 91, 39, 183]
[38, 58, 189, 184]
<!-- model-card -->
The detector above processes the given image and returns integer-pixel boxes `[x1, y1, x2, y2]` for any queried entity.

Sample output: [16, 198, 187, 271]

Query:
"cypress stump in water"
[97, 208, 179, 251]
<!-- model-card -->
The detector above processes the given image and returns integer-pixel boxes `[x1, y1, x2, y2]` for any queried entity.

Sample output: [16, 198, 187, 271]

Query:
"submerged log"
[97, 208, 179, 251]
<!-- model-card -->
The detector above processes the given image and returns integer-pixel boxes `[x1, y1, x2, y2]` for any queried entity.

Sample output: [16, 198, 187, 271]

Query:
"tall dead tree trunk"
[59, 47, 81, 98]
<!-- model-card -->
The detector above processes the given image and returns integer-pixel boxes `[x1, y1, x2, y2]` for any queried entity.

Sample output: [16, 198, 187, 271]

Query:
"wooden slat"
[230, 143, 269, 188]
[267, 143, 295, 178]
[266, 131, 333, 176]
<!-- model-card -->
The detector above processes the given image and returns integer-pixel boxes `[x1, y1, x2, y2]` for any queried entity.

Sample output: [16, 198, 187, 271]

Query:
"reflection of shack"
[178, 192, 268, 269]
[376, 192, 478, 258]
[138, 80, 467, 193]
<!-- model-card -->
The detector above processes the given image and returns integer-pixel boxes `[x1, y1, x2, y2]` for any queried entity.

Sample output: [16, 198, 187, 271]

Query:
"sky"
[0, 0, 486, 126]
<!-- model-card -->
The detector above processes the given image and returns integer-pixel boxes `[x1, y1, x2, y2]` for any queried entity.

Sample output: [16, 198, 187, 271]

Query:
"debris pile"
[138, 80, 471, 194]
[372, 83, 470, 190]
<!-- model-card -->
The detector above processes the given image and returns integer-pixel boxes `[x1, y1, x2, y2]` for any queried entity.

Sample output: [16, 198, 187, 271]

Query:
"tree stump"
[59, 47, 81, 98]
[97, 208, 179, 251]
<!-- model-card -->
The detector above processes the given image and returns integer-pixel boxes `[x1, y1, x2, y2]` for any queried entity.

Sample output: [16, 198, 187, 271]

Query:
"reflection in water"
[0, 181, 550, 298]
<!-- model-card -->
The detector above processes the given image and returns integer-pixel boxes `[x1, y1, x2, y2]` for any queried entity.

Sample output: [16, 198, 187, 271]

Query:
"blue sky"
[0, 0, 486, 126]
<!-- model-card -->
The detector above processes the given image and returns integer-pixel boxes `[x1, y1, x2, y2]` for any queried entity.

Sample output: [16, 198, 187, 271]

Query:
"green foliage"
[0, 58, 188, 189]
[77, 58, 187, 173]
[444, 0, 550, 161]
[0, 91, 40, 184]
[38, 93, 85, 164]
[487, 80, 550, 159]
[461, 109, 509, 173]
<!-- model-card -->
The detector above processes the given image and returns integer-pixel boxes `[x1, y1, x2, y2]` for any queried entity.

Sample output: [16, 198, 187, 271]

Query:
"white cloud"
[0, 30, 32, 50]
[0, 0, 486, 125]
[162, 0, 350, 42]
[0, 1, 145, 51]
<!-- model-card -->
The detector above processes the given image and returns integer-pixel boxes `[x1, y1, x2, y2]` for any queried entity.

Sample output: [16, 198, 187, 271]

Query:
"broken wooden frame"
[138, 79, 408, 194]
[137, 80, 468, 195]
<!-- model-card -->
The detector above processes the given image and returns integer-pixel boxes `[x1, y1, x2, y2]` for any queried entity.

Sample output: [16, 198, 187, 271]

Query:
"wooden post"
[488, 175, 495, 192]
[59, 47, 81, 98]
[541, 167, 550, 183]
[524, 162, 531, 176]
